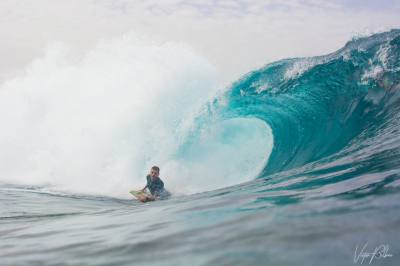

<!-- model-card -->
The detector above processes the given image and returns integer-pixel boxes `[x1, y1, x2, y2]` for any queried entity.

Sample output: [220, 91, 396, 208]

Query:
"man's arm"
[142, 175, 150, 192]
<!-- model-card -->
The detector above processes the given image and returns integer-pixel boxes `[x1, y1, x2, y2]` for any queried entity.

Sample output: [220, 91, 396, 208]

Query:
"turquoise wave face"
[201, 29, 400, 181]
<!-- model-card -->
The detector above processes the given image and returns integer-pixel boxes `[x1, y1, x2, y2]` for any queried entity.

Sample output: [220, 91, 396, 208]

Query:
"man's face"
[150, 169, 159, 179]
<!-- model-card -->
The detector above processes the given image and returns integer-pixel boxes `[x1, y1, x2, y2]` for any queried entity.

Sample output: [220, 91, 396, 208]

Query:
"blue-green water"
[1, 30, 400, 266]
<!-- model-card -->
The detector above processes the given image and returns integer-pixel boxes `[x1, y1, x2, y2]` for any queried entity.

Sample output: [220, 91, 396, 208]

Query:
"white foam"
[0, 34, 215, 197]
[361, 43, 391, 83]
[284, 59, 317, 80]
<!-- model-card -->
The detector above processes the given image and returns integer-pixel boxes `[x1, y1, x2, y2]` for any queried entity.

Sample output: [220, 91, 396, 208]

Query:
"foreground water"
[1, 30, 400, 266]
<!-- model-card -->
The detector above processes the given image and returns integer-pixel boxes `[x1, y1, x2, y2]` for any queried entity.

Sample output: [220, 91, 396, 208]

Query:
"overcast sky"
[1, 0, 400, 84]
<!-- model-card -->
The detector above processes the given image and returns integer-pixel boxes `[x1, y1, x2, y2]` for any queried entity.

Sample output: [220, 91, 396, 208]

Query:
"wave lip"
[215, 29, 400, 178]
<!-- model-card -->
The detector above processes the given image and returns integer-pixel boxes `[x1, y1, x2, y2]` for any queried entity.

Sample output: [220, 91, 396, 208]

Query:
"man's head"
[149, 166, 160, 179]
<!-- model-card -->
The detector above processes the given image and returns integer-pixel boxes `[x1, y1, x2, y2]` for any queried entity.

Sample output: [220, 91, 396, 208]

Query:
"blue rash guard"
[145, 175, 170, 199]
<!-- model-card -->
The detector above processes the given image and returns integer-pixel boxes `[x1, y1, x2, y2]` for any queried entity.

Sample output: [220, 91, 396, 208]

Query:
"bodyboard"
[129, 190, 154, 203]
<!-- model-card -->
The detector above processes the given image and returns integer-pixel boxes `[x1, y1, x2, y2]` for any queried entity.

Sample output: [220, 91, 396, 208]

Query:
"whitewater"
[1, 29, 400, 266]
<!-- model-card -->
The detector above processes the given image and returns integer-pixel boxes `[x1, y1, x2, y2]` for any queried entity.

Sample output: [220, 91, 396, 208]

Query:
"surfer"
[139, 166, 169, 201]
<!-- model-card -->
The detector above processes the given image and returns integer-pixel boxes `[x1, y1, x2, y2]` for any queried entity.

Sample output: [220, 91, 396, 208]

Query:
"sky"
[1, 0, 400, 84]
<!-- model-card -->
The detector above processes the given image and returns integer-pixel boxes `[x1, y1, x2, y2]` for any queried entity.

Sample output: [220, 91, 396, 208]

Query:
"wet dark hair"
[151, 166, 160, 172]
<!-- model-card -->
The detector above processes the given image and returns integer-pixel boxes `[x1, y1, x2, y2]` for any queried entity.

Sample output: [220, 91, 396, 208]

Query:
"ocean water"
[1, 30, 400, 266]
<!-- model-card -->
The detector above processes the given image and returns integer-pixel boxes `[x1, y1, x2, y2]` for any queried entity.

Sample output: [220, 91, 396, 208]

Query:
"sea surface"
[1, 30, 400, 266]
